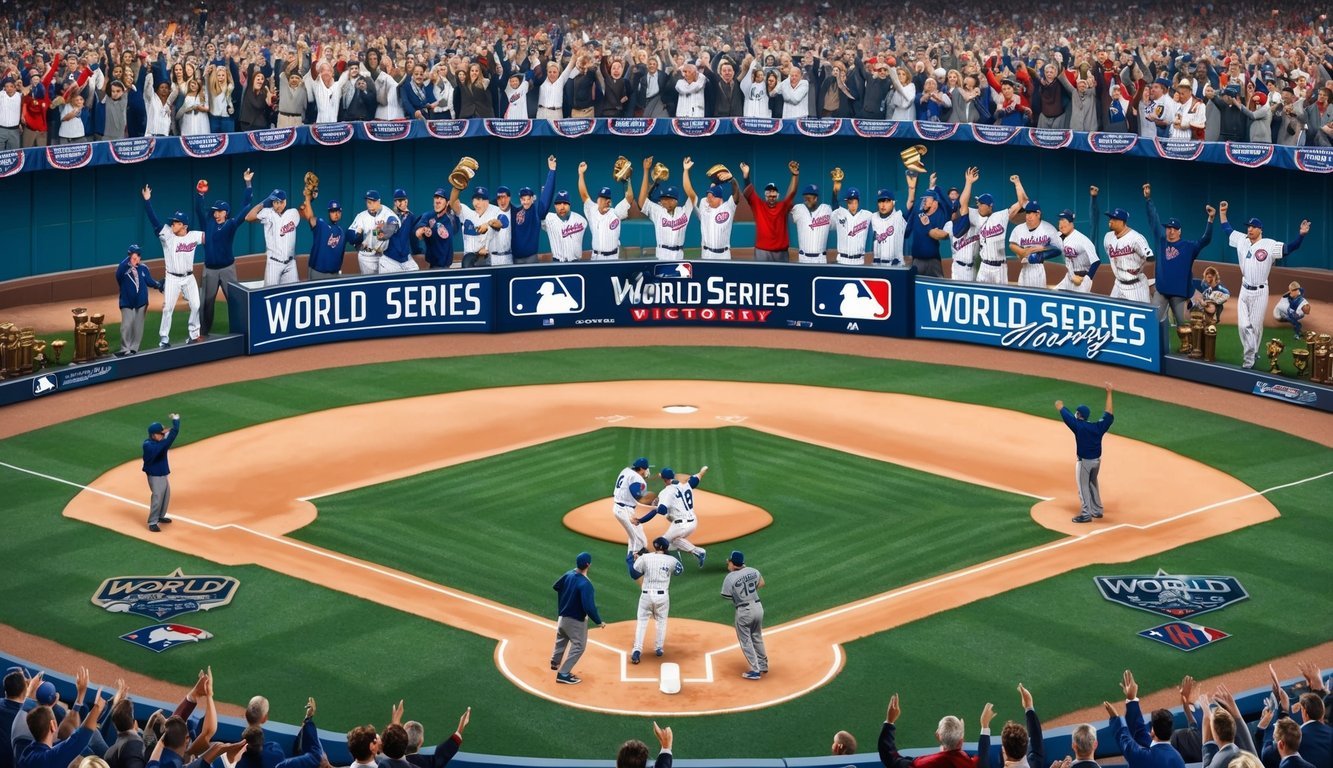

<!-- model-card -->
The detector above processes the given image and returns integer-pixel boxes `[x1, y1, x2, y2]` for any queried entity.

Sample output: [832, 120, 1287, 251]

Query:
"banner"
[913, 278, 1162, 372]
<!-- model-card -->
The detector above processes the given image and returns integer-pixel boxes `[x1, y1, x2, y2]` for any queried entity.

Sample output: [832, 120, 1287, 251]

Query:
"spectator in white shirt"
[0, 77, 22, 149]
[674, 62, 706, 117]
[777, 68, 809, 119]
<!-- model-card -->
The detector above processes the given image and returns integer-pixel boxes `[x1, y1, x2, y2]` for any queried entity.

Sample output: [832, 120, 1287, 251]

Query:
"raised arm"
[577, 161, 590, 203]
[638, 155, 654, 210]
[681, 157, 697, 206]
[1007, 174, 1028, 222]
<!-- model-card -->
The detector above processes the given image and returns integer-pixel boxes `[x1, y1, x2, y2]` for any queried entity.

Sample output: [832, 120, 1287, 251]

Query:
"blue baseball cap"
[763, 182, 779, 192]
[729, 550, 745, 566]
[653, 536, 671, 551]
[707, 184, 726, 198]
[801, 184, 820, 196]
[597, 186, 613, 199]
[1021, 201, 1041, 213]
[327, 200, 342, 212]
[433, 187, 449, 198]
[1058, 208, 1076, 222]
[127, 244, 142, 254]
[660, 186, 679, 200]
[553, 190, 571, 204]
[977, 193, 995, 206]
[392, 188, 408, 200]
[632, 457, 650, 470]
[1164, 217, 1182, 229]
[147, 421, 165, 436]
[576, 552, 592, 569]
[1247, 217, 1263, 229]
[1154, 77, 1172, 88]
[473, 187, 489, 200]
[364, 189, 381, 201]
[660, 467, 675, 480]
[843, 187, 860, 201]
[1105, 208, 1130, 222]
[1075, 405, 1091, 420]
[168, 211, 188, 225]
[496, 186, 511, 196]
[270, 189, 287, 202]
[876, 188, 894, 201]
[209, 200, 230, 213]
[518, 186, 535, 197]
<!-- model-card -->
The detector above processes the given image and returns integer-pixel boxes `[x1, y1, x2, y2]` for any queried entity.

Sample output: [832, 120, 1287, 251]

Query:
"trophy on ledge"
[1312, 333, 1333, 384]
[900, 144, 928, 175]
[1266, 337, 1286, 375]
[1187, 310, 1206, 359]
[50, 339, 66, 367]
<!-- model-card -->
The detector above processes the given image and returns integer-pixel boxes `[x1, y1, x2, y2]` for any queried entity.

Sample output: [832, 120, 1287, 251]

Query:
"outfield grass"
[294, 427, 1054, 624]
[0, 348, 1328, 759]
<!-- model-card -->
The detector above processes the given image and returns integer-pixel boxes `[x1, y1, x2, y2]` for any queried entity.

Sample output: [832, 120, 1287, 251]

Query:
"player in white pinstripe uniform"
[830, 175, 873, 266]
[1103, 207, 1155, 303]
[348, 190, 398, 274]
[636, 466, 709, 567]
[578, 162, 632, 260]
[1008, 201, 1062, 289]
[613, 457, 654, 556]
[697, 177, 741, 260]
[542, 191, 587, 262]
[246, 189, 302, 285]
[972, 174, 1028, 285]
[947, 167, 981, 281]
[637, 156, 696, 261]
[1053, 188, 1101, 293]
[1219, 200, 1310, 368]
[870, 187, 911, 267]
[141, 186, 204, 347]
[626, 536, 684, 664]
[790, 183, 833, 263]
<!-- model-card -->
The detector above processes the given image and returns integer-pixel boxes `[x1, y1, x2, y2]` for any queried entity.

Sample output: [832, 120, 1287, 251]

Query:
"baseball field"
[2, 343, 1331, 760]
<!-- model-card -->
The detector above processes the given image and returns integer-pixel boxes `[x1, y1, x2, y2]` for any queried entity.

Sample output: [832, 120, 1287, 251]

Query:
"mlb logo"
[32, 375, 58, 396]
[1138, 622, 1229, 652]
[509, 274, 585, 316]
[812, 277, 891, 320]
[121, 624, 213, 653]
[653, 262, 694, 279]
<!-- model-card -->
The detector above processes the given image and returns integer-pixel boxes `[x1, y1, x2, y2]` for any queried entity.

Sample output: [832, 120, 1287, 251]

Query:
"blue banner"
[241, 273, 493, 353]
[2, 119, 1332, 178]
[913, 278, 1162, 372]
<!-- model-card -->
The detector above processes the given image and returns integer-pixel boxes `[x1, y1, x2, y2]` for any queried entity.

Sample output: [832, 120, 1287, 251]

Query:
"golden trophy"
[651, 162, 670, 183]
[1266, 338, 1285, 374]
[32, 339, 47, 371]
[1292, 347, 1310, 377]
[302, 171, 320, 200]
[71, 307, 88, 334]
[830, 167, 845, 182]
[1202, 324, 1218, 362]
[1176, 325, 1192, 356]
[900, 144, 928, 174]
[91, 313, 109, 359]
[449, 157, 479, 191]
[1313, 334, 1333, 384]
[16, 327, 35, 375]
[706, 163, 733, 183]
[0, 322, 15, 378]
[1188, 310, 1205, 359]
[613, 156, 632, 182]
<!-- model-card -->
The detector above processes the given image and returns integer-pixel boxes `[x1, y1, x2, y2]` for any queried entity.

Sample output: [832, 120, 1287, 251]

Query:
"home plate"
[659, 662, 681, 694]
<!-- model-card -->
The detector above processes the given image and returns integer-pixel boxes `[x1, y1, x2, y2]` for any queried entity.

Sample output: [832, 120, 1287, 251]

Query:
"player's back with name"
[385, 281, 483, 319]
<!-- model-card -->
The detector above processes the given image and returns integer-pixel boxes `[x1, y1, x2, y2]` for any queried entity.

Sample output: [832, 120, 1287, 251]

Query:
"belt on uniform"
[671, 519, 695, 524]
[490, 250, 512, 256]
[1074, 270, 1089, 277]
[0, 124, 18, 130]
[1117, 276, 1141, 284]
[540, 104, 560, 110]
[799, 251, 824, 258]
[737, 600, 761, 608]
[873, 258, 900, 265]
[953, 260, 975, 268]
[982, 259, 1006, 266]
[168, 271, 192, 278]
[642, 590, 665, 595]
[703, 246, 729, 253]
[1243, 283, 1266, 291]
[616, 502, 635, 508]
[658, 244, 683, 251]
[270, 256, 294, 265]
[837, 252, 864, 260]
[279, 111, 302, 117]
[595, 249, 619, 256]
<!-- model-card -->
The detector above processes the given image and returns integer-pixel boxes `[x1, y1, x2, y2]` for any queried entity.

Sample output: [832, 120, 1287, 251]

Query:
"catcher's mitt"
[302, 171, 319, 199]
[612, 155, 632, 182]
[651, 162, 670, 182]
[706, 163, 732, 182]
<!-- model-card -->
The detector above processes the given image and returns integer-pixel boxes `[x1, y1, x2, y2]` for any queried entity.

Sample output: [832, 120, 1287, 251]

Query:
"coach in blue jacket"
[142, 415, 180, 532]
[1144, 183, 1213, 329]
[194, 170, 254, 337]
[115, 245, 163, 356]
[549, 552, 604, 685]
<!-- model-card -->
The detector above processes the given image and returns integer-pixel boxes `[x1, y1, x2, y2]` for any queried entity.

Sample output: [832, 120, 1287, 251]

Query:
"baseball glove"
[612, 155, 632, 182]
[830, 166, 845, 182]
[303, 171, 319, 199]
[651, 162, 670, 182]
[706, 163, 733, 182]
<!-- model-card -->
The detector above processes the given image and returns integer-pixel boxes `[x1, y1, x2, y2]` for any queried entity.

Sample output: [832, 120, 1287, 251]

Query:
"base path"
[62, 381, 1278, 716]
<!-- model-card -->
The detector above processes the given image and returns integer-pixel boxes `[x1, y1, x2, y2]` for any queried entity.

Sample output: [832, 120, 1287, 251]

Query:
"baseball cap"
[1105, 208, 1130, 222]
[432, 187, 449, 198]
[1021, 201, 1041, 213]
[1075, 405, 1091, 420]
[597, 187, 613, 200]
[843, 187, 860, 201]
[496, 186, 511, 196]
[653, 536, 670, 551]
[127, 244, 142, 255]
[364, 190, 381, 201]
[729, 550, 745, 566]
[327, 200, 342, 212]
[1253, 92, 1268, 106]
[518, 186, 535, 197]
[632, 457, 650, 470]
[209, 200, 230, 213]
[553, 190, 571, 204]
[763, 182, 779, 192]
[977, 193, 995, 206]
[168, 211, 188, 225]
[707, 184, 726, 198]
[473, 187, 489, 200]
[876, 188, 894, 201]
[1288, 281, 1302, 292]
[660, 186, 679, 200]
[147, 421, 165, 436]
[35, 682, 57, 706]
[660, 467, 676, 480]
[1247, 217, 1263, 229]
[1154, 77, 1172, 88]
[575, 552, 592, 569]
[946, 186, 959, 194]
[801, 184, 820, 197]
[1164, 217, 1182, 229]
[392, 188, 408, 200]
[1058, 208, 1076, 222]
[270, 189, 287, 202]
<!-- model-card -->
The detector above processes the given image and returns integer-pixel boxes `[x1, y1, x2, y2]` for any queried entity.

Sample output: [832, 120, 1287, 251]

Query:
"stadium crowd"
[3, 0, 1333, 144]
[2, 663, 1331, 768]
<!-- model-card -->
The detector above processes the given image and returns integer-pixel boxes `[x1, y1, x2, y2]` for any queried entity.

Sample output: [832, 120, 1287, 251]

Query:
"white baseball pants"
[1237, 286, 1268, 368]
[1017, 262, 1046, 288]
[377, 256, 421, 273]
[1110, 279, 1151, 304]
[950, 259, 976, 281]
[264, 258, 299, 286]
[357, 252, 380, 274]
[633, 590, 670, 653]
[1055, 273, 1095, 293]
[665, 519, 703, 555]
[614, 505, 647, 554]
[974, 263, 1007, 284]
[160, 274, 201, 342]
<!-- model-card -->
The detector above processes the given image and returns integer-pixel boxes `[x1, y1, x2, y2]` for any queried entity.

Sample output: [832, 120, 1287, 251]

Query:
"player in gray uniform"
[626, 536, 685, 664]
[720, 550, 767, 680]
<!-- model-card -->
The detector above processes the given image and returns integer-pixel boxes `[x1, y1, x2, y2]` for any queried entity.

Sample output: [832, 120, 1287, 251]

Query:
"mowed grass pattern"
[293, 427, 1055, 623]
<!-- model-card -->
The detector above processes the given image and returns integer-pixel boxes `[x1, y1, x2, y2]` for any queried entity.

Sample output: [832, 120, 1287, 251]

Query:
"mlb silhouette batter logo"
[1137, 621, 1229, 652]
[812, 277, 891, 320]
[509, 274, 585, 316]
[120, 624, 213, 653]
[654, 262, 694, 279]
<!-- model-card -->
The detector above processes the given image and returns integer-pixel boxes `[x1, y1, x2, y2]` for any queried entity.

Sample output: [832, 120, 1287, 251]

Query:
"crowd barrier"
[0, 650, 1300, 767]
[3, 262, 1332, 410]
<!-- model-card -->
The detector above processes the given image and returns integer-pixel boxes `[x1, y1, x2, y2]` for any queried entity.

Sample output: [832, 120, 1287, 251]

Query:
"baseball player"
[1009, 200, 1063, 289]
[141, 186, 204, 347]
[1053, 191, 1102, 293]
[347, 190, 399, 274]
[513, 156, 558, 264]
[614, 457, 656, 558]
[486, 186, 516, 266]
[1273, 281, 1312, 337]
[415, 188, 460, 269]
[1220, 201, 1310, 368]
[720, 550, 767, 680]
[637, 156, 696, 261]
[379, 188, 422, 272]
[114, 245, 163, 355]
[245, 189, 301, 286]
[790, 180, 833, 263]
[298, 191, 348, 280]
[869, 186, 911, 268]
[696, 178, 741, 260]
[947, 167, 982, 281]
[542, 191, 588, 262]
[626, 536, 684, 664]
[192, 169, 253, 337]
[973, 174, 1029, 285]
[578, 162, 633, 261]
[448, 185, 502, 268]
[830, 176, 872, 266]
[636, 466, 709, 567]
[1103, 208, 1156, 303]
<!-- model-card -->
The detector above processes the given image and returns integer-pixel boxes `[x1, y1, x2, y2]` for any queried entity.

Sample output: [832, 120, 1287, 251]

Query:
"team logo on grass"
[1138, 621, 1229, 652]
[120, 624, 213, 653]
[1094, 569, 1248, 618]
[509, 274, 584, 316]
[92, 568, 239, 620]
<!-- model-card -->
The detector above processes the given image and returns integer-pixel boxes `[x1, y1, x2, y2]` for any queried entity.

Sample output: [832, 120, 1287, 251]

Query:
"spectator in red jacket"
[740, 159, 798, 261]
[877, 692, 994, 768]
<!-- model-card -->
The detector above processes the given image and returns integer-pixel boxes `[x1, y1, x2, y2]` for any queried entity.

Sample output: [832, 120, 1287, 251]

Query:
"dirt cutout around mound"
[62, 381, 1278, 717]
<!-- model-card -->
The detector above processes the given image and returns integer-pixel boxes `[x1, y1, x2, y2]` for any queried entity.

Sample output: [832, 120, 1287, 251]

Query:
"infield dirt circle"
[62, 380, 1278, 716]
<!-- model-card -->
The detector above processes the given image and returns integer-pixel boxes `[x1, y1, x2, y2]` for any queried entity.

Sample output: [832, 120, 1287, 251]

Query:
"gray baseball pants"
[752, 249, 788, 262]
[147, 475, 171, 526]
[119, 306, 146, 354]
[550, 616, 588, 675]
[201, 265, 237, 336]
[734, 602, 768, 673]
[1077, 458, 1103, 517]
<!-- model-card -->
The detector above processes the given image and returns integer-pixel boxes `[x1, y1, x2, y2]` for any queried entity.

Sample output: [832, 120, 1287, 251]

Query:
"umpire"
[1056, 383, 1115, 524]
[721, 550, 768, 680]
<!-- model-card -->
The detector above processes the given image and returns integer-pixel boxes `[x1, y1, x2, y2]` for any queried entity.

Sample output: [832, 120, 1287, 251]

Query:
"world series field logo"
[1094, 570, 1248, 618]
[91, 567, 240, 620]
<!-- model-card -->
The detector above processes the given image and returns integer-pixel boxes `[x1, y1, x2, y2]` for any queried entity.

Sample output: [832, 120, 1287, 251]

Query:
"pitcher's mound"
[564, 491, 773, 545]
